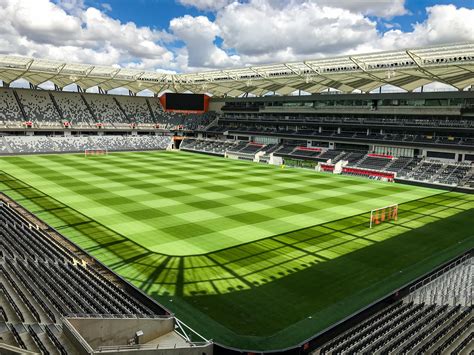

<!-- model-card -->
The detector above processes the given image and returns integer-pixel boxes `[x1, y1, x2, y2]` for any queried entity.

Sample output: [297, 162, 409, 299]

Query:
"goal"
[84, 149, 108, 157]
[370, 204, 398, 228]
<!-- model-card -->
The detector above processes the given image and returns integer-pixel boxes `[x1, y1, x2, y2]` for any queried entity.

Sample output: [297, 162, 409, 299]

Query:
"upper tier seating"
[53, 92, 95, 125]
[0, 89, 23, 123]
[16, 89, 61, 124]
[147, 99, 184, 128]
[84, 94, 127, 124]
[115, 96, 154, 124]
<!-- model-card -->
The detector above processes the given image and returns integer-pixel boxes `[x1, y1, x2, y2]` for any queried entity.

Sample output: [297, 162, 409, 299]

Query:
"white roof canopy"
[0, 43, 473, 97]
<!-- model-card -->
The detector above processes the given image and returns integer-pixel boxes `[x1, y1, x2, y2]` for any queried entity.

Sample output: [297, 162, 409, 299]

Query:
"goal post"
[370, 204, 398, 228]
[84, 149, 108, 157]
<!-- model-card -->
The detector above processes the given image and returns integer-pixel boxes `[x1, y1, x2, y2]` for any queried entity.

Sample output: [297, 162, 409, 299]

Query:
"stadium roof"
[0, 43, 473, 97]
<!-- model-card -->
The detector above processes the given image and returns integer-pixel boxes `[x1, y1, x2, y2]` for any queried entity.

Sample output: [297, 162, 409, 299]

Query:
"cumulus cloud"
[213, 1, 474, 65]
[177, 0, 235, 11]
[313, 0, 407, 19]
[375, 5, 474, 51]
[0, 0, 473, 77]
[170, 15, 240, 70]
[216, 1, 378, 64]
[177, 0, 407, 18]
[0, 0, 174, 70]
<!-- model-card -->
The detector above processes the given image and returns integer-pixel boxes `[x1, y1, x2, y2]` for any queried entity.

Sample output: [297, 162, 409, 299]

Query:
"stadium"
[0, 2, 473, 354]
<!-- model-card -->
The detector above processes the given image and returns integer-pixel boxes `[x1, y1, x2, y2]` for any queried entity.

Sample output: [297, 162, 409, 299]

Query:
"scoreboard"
[159, 93, 209, 113]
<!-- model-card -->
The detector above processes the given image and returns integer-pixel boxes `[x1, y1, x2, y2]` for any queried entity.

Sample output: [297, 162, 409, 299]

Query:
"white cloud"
[0, 0, 174, 71]
[177, 0, 234, 11]
[101, 3, 112, 12]
[170, 15, 240, 70]
[216, 0, 378, 63]
[54, 0, 84, 15]
[312, 0, 407, 19]
[177, 0, 407, 17]
[375, 5, 474, 51]
[212, 1, 474, 66]
[0, 0, 473, 81]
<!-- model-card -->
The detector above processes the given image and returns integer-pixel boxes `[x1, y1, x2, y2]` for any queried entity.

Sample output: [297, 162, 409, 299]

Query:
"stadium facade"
[0, 43, 473, 354]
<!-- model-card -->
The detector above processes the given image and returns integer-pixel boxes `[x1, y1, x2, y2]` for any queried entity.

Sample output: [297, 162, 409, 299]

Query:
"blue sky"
[90, 0, 473, 33]
[1, 0, 473, 73]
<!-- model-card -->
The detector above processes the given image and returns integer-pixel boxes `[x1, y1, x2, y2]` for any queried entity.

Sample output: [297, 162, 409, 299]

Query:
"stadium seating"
[274, 145, 297, 155]
[115, 96, 155, 123]
[0, 135, 171, 154]
[53, 91, 95, 125]
[208, 122, 474, 148]
[435, 162, 472, 186]
[356, 155, 393, 170]
[181, 138, 246, 156]
[408, 256, 473, 307]
[16, 89, 61, 124]
[385, 156, 414, 173]
[289, 147, 322, 158]
[0, 88, 23, 124]
[317, 149, 343, 162]
[83, 93, 128, 125]
[0, 199, 167, 353]
[317, 255, 473, 355]
[4, 136, 57, 154]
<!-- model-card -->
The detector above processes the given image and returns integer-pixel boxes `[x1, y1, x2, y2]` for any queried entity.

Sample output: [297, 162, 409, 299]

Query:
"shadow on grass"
[177, 208, 474, 349]
[1, 171, 473, 349]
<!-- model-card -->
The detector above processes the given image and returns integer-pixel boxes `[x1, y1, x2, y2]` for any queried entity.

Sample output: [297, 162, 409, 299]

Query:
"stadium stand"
[181, 138, 239, 156]
[0, 88, 24, 125]
[16, 89, 62, 126]
[54, 91, 96, 126]
[116, 96, 155, 124]
[83, 93, 129, 125]
[316, 255, 473, 355]
[2, 87, 471, 187]
[356, 155, 393, 170]
[0, 194, 212, 354]
[0, 43, 473, 353]
[0, 135, 171, 154]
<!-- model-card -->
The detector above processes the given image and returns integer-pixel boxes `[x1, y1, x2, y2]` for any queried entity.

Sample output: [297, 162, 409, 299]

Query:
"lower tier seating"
[0, 198, 168, 354]
[317, 255, 473, 355]
[0, 135, 171, 154]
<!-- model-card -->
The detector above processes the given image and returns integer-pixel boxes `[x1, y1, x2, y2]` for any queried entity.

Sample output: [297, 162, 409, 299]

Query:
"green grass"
[0, 151, 473, 350]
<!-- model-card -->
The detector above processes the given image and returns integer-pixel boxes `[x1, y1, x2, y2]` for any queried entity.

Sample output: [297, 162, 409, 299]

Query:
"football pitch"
[1, 150, 473, 350]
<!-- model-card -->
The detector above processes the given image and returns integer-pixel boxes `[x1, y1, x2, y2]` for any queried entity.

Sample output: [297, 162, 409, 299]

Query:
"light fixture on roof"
[386, 70, 396, 79]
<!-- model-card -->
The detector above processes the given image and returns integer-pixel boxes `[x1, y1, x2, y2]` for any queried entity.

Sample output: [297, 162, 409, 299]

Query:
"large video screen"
[166, 93, 205, 111]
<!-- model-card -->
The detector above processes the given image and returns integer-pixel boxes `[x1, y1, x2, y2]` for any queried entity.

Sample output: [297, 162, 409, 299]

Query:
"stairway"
[12, 90, 27, 121]
[80, 94, 98, 123]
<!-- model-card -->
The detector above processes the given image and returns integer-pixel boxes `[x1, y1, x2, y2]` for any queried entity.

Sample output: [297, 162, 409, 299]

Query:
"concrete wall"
[208, 101, 225, 113]
[0, 343, 39, 355]
[65, 317, 175, 349]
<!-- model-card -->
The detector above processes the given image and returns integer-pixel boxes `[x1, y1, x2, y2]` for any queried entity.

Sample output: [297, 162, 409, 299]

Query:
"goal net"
[370, 204, 398, 228]
[84, 149, 108, 157]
